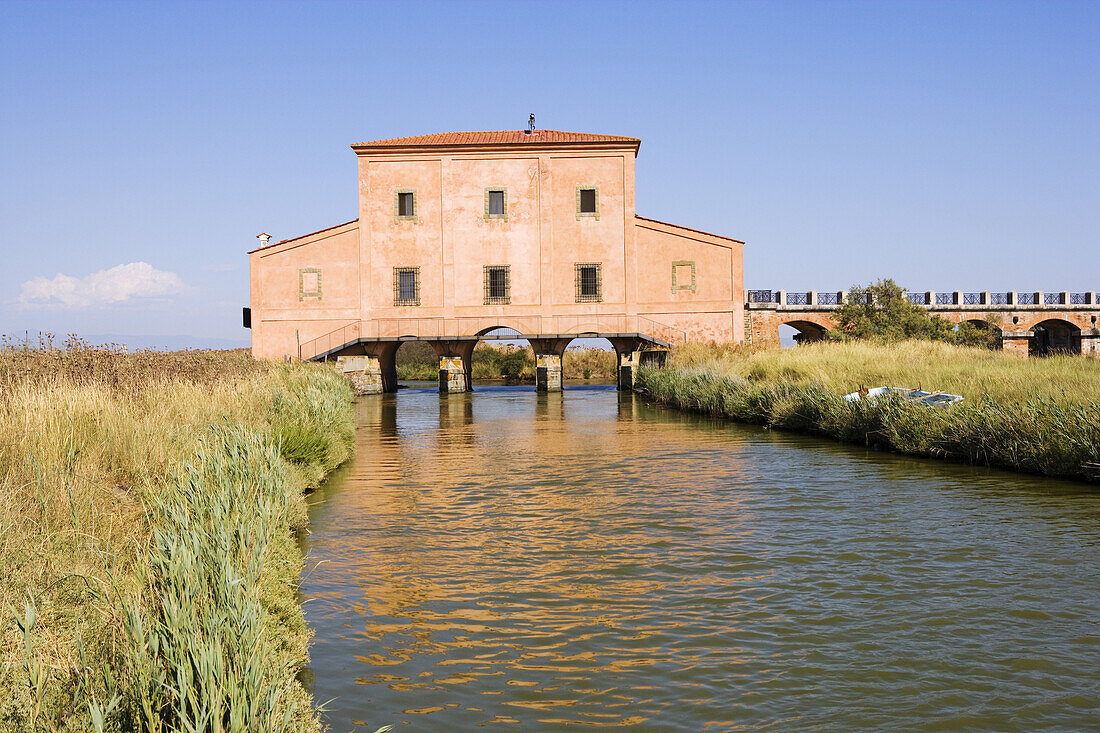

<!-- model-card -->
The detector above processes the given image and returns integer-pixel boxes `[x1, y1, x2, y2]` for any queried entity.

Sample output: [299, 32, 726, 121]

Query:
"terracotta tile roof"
[352, 129, 641, 149]
[636, 215, 745, 244]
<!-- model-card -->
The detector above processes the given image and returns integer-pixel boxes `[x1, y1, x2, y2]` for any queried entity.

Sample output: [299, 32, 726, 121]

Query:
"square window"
[486, 189, 506, 219]
[394, 267, 420, 306]
[484, 265, 510, 304]
[395, 190, 416, 220]
[575, 262, 602, 303]
[577, 186, 599, 218]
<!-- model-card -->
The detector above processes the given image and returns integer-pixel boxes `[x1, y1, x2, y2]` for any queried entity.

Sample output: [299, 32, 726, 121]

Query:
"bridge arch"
[956, 318, 1003, 350]
[778, 315, 835, 346]
[1028, 318, 1082, 356]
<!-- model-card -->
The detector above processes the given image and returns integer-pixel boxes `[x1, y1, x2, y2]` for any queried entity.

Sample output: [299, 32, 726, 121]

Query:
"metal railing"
[747, 289, 776, 304]
[299, 314, 689, 361]
[747, 289, 1095, 308]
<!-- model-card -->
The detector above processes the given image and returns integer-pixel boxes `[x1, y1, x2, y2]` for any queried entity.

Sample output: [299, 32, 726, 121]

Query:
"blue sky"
[2, 0, 1097, 347]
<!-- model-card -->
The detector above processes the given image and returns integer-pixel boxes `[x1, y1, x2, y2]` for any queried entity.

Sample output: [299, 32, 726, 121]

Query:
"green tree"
[833, 279, 955, 342]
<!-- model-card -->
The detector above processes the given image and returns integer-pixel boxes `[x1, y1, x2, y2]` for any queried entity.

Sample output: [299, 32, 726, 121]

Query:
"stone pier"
[528, 338, 571, 392]
[431, 339, 476, 393]
[336, 341, 398, 394]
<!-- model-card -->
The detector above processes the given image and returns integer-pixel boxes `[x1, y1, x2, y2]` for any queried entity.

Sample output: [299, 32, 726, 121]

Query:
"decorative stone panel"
[298, 268, 322, 301]
[671, 260, 696, 293]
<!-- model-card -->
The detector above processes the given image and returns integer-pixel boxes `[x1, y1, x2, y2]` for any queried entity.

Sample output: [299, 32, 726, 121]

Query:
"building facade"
[248, 129, 745, 365]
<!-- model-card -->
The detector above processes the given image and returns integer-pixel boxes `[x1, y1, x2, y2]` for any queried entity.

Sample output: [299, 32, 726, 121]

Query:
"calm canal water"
[300, 385, 1100, 731]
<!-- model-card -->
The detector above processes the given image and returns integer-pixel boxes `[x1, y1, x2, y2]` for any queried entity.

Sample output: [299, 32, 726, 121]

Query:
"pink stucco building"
[248, 127, 744, 391]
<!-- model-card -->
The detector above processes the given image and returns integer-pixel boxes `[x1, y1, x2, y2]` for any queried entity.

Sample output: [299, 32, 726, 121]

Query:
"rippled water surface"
[300, 385, 1100, 731]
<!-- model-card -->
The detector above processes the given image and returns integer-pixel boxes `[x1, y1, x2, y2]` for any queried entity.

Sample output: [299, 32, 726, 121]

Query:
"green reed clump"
[121, 425, 313, 732]
[636, 365, 1100, 481]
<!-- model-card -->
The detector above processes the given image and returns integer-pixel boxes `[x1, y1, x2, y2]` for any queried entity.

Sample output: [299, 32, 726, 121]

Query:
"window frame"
[394, 189, 417, 221]
[393, 266, 420, 306]
[484, 265, 511, 305]
[575, 262, 602, 303]
[576, 185, 599, 220]
[484, 187, 508, 220]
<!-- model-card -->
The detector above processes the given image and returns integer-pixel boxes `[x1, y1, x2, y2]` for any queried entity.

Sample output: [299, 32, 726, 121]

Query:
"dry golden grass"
[0, 340, 352, 731]
[669, 339, 1100, 406]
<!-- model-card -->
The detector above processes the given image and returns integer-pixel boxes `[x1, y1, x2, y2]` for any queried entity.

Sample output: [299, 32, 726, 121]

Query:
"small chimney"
[257, 232, 271, 247]
[526, 113, 535, 135]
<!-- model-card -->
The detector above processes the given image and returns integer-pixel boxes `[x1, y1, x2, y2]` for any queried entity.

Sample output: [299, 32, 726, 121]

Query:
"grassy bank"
[0, 339, 354, 731]
[637, 340, 1100, 481]
[396, 342, 616, 382]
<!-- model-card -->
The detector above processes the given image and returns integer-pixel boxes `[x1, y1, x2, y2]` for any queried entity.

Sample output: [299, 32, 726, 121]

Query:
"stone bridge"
[745, 290, 1099, 357]
[301, 314, 678, 393]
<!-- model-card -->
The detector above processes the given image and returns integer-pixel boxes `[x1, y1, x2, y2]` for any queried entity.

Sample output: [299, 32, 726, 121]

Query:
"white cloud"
[19, 262, 185, 309]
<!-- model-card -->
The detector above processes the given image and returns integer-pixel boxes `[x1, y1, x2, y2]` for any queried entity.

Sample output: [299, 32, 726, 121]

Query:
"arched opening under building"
[778, 320, 829, 348]
[1029, 319, 1082, 356]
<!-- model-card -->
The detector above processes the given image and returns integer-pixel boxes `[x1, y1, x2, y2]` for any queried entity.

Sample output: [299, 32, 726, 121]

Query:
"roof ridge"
[353, 129, 641, 147]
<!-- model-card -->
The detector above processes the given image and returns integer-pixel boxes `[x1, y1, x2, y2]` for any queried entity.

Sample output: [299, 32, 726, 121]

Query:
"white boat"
[842, 386, 963, 407]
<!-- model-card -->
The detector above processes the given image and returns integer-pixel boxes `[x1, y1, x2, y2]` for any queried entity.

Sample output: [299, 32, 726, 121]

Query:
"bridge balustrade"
[747, 290, 776, 304]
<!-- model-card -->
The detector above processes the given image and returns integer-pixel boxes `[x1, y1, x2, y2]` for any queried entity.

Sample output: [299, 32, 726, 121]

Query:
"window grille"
[394, 267, 420, 306]
[395, 189, 417, 220]
[484, 265, 510, 304]
[485, 188, 507, 219]
[575, 263, 602, 303]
